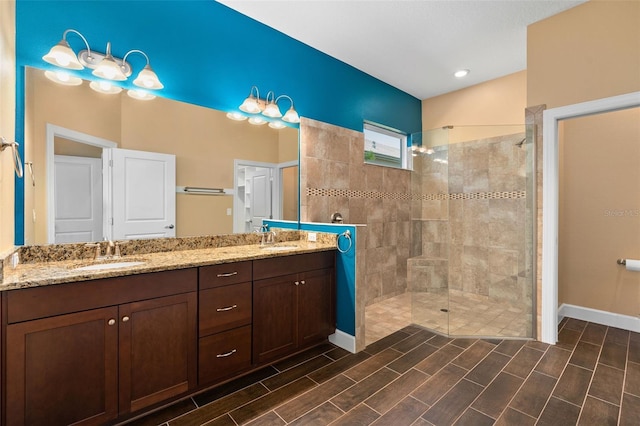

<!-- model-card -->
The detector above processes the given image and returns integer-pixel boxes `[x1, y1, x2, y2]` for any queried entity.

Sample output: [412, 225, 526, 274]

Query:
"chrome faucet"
[85, 239, 127, 260]
[255, 225, 276, 245]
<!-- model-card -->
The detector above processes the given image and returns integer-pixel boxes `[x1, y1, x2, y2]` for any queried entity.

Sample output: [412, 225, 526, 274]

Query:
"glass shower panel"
[410, 127, 451, 335]
[410, 125, 535, 339]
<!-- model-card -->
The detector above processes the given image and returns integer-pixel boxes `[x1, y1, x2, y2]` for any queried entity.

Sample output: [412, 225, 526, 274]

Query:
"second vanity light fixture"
[227, 86, 300, 129]
[42, 29, 163, 100]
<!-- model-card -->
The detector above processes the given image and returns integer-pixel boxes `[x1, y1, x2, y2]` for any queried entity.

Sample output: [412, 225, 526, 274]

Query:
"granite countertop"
[1, 235, 336, 291]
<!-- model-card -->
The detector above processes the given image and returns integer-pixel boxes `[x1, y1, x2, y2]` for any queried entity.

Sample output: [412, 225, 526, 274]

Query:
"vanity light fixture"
[454, 69, 470, 78]
[238, 86, 300, 124]
[42, 28, 164, 97]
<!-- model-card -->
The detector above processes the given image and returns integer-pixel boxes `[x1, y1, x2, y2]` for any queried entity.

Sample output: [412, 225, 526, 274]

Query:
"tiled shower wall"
[410, 133, 532, 306]
[299, 118, 412, 307]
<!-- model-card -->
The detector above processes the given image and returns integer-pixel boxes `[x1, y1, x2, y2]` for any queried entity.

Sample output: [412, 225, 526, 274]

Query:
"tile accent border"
[306, 188, 526, 200]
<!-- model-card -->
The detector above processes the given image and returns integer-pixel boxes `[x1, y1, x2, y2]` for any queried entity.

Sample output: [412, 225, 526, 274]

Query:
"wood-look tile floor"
[127, 318, 640, 426]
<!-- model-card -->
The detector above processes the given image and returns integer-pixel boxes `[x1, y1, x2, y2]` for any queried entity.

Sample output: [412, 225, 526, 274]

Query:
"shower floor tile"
[366, 290, 532, 345]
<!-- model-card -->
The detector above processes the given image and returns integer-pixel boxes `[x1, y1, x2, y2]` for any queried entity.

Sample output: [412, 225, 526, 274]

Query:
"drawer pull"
[216, 349, 237, 358]
[216, 304, 238, 312]
[216, 271, 238, 278]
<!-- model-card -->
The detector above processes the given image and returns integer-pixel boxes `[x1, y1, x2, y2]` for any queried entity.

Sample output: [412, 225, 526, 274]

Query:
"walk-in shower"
[408, 125, 536, 338]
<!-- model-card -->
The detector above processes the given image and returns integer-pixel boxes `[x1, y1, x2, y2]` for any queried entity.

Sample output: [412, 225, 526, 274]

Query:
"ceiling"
[217, 0, 586, 100]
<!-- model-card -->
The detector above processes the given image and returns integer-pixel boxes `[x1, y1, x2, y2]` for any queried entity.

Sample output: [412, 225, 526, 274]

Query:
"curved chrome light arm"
[122, 49, 149, 67]
[275, 94, 294, 107]
[62, 29, 92, 59]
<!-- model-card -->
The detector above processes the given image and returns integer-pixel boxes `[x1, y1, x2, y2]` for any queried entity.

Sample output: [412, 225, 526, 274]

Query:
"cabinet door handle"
[294, 281, 299, 286]
[216, 271, 238, 278]
[216, 304, 237, 312]
[108, 319, 116, 326]
[300, 280, 306, 285]
[216, 349, 237, 358]
[122, 316, 130, 322]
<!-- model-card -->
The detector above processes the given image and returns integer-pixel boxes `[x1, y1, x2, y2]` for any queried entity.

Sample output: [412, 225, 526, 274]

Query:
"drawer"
[199, 261, 252, 289]
[253, 251, 335, 280]
[7, 268, 198, 324]
[199, 282, 252, 336]
[199, 325, 252, 385]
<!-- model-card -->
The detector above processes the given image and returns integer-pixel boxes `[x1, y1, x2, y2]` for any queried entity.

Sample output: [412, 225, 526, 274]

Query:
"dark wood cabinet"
[2, 250, 336, 425]
[253, 251, 335, 364]
[6, 307, 119, 426]
[119, 292, 197, 415]
[4, 269, 197, 426]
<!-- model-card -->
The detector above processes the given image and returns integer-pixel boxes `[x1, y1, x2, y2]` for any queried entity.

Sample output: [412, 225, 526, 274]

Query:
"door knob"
[165, 224, 175, 229]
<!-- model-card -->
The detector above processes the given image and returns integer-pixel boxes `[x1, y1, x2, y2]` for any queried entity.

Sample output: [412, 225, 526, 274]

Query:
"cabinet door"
[6, 307, 119, 426]
[298, 268, 335, 348]
[119, 292, 197, 415]
[252, 274, 297, 364]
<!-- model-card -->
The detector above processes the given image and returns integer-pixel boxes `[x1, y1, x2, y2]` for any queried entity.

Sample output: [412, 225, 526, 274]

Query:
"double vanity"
[0, 231, 337, 425]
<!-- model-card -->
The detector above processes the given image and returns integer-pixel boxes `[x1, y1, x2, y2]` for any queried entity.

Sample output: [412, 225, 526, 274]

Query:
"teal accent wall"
[264, 220, 356, 337]
[14, 0, 421, 244]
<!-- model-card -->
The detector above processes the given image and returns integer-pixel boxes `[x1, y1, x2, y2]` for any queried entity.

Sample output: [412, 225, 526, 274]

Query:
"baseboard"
[329, 329, 356, 353]
[558, 303, 640, 333]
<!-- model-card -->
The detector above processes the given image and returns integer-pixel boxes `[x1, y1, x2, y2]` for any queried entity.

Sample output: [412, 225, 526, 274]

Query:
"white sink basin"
[261, 245, 299, 251]
[74, 261, 145, 271]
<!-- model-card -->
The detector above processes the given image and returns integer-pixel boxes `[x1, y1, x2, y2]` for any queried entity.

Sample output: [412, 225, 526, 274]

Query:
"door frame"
[541, 91, 640, 344]
[46, 124, 117, 243]
[233, 160, 280, 233]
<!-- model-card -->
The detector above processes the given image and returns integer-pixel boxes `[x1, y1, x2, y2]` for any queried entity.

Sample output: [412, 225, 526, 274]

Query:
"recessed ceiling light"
[454, 69, 470, 78]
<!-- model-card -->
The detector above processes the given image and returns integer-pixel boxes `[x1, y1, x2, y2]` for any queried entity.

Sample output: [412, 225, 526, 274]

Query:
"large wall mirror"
[22, 67, 299, 245]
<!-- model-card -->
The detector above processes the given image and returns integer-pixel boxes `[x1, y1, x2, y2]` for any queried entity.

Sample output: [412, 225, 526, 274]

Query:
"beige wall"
[528, 0, 640, 336]
[422, 70, 527, 133]
[527, 0, 640, 109]
[559, 108, 640, 316]
[0, 0, 16, 253]
[24, 67, 297, 243]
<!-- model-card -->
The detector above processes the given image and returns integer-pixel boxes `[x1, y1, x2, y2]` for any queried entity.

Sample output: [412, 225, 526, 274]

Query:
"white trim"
[558, 304, 640, 334]
[329, 329, 356, 353]
[541, 91, 640, 344]
[45, 124, 117, 244]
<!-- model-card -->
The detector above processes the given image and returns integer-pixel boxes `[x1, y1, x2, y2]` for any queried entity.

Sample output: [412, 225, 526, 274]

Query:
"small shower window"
[364, 122, 411, 170]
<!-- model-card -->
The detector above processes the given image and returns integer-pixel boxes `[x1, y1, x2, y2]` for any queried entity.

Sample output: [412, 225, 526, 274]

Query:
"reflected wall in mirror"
[23, 67, 299, 245]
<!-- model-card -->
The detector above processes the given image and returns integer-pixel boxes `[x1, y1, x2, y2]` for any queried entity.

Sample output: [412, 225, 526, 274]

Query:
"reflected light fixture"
[89, 80, 123, 95]
[235, 86, 300, 129]
[42, 28, 163, 98]
[226, 112, 248, 121]
[44, 70, 82, 86]
[248, 116, 267, 126]
[454, 69, 470, 78]
[127, 89, 156, 101]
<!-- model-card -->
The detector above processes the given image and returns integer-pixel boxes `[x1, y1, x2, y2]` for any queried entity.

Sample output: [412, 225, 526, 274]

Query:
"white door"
[54, 155, 103, 243]
[109, 148, 176, 240]
[247, 167, 272, 229]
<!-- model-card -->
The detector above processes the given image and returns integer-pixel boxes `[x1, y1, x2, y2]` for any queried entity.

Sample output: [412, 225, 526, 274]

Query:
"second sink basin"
[260, 245, 299, 251]
[74, 261, 146, 271]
